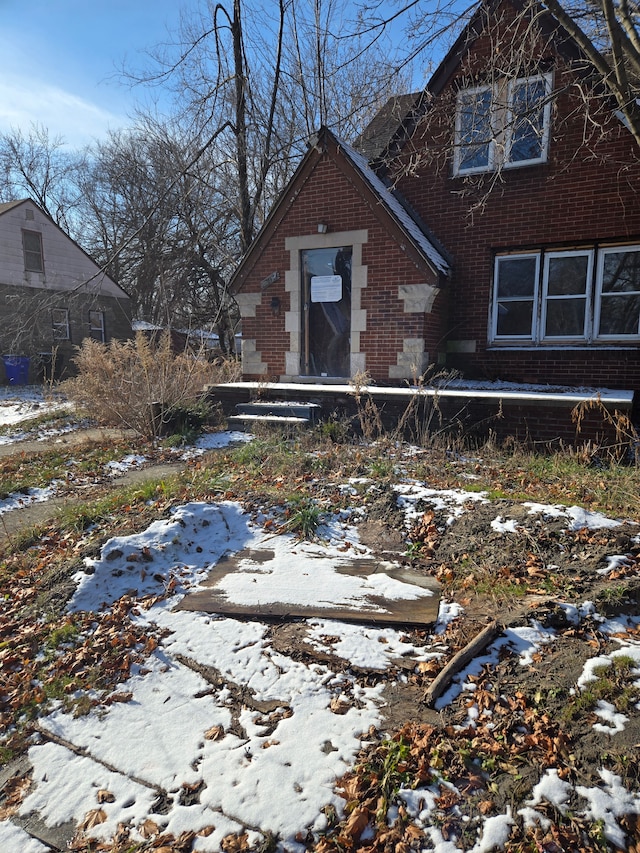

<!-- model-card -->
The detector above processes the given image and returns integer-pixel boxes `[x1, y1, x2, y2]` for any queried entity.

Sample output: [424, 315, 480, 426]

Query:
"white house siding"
[0, 201, 127, 298]
[0, 200, 131, 382]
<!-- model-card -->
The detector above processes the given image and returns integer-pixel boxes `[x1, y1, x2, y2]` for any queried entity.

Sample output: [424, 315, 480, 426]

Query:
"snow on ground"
[0, 485, 58, 516]
[2, 489, 638, 851]
[2, 411, 639, 849]
[0, 385, 69, 435]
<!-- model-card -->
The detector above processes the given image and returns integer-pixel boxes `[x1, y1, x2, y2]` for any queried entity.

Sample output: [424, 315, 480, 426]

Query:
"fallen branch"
[422, 620, 502, 708]
[35, 724, 163, 793]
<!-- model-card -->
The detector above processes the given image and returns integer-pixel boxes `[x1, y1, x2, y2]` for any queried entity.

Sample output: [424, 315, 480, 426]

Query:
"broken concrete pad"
[179, 549, 440, 626]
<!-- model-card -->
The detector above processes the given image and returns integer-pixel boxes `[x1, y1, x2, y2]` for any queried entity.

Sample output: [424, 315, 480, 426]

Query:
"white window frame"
[454, 84, 495, 175]
[455, 73, 552, 176]
[88, 309, 105, 342]
[491, 253, 540, 341]
[541, 250, 593, 341]
[594, 245, 640, 340]
[491, 245, 640, 346]
[22, 229, 44, 273]
[52, 308, 70, 341]
[504, 74, 552, 169]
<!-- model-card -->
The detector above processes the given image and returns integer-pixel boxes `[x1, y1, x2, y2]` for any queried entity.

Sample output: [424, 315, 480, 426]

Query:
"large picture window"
[491, 245, 640, 344]
[455, 74, 552, 175]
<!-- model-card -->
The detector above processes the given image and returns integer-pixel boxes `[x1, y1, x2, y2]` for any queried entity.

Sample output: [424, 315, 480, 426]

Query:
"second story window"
[22, 229, 44, 272]
[454, 73, 552, 175]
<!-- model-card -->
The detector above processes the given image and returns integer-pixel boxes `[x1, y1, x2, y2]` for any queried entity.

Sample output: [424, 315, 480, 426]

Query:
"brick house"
[229, 0, 639, 436]
[0, 199, 132, 383]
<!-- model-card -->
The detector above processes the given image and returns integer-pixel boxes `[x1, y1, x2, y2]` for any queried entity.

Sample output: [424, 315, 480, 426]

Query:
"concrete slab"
[178, 549, 440, 627]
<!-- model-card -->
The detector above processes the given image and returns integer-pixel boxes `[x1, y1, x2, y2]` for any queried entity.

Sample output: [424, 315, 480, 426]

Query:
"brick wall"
[392, 1, 640, 395]
[239, 151, 444, 383]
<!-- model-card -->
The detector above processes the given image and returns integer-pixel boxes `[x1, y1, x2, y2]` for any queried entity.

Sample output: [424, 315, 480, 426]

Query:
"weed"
[46, 622, 79, 649]
[283, 497, 321, 539]
[317, 417, 350, 444]
[564, 655, 640, 721]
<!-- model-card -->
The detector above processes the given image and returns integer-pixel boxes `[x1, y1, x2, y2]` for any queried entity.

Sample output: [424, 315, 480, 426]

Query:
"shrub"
[63, 332, 224, 440]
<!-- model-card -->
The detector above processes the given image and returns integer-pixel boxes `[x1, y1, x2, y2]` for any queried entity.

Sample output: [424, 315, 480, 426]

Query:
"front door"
[301, 246, 352, 377]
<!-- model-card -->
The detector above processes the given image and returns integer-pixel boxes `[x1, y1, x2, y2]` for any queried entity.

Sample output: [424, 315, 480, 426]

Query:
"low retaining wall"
[207, 381, 636, 448]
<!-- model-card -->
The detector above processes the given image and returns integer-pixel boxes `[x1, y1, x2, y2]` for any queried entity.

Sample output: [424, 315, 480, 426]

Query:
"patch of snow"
[104, 454, 147, 474]
[394, 483, 488, 526]
[576, 769, 640, 849]
[177, 430, 253, 459]
[593, 700, 629, 734]
[524, 502, 622, 530]
[491, 516, 519, 534]
[0, 485, 57, 516]
[0, 821, 49, 852]
[307, 619, 443, 670]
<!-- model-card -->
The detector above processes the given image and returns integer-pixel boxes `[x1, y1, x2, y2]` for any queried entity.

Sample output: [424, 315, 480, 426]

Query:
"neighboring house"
[229, 0, 639, 435]
[0, 199, 131, 382]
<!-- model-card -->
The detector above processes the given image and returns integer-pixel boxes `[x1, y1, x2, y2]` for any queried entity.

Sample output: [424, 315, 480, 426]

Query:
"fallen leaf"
[205, 725, 225, 741]
[96, 789, 115, 804]
[139, 818, 159, 838]
[78, 808, 107, 831]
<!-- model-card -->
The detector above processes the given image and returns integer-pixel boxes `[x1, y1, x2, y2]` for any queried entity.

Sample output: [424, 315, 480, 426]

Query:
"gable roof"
[0, 199, 30, 216]
[356, 0, 591, 165]
[230, 126, 450, 295]
[427, 0, 585, 96]
[0, 197, 130, 299]
[336, 135, 450, 274]
[352, 93, 429, 162]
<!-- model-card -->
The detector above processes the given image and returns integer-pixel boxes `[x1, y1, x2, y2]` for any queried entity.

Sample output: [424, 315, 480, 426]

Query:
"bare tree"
[0, 125, 85, 232]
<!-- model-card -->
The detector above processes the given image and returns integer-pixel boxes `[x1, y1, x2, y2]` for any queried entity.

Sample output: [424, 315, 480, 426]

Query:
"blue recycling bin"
[2, 355, 30, 385]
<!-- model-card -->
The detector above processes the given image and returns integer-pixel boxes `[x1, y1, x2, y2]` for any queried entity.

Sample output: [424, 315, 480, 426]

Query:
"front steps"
[227, 401, 321, 432]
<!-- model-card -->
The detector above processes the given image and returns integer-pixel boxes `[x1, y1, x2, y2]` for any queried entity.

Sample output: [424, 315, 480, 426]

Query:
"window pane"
[544, 297, 586, 336]
[22, 230, 44, 272]
[509, 78, 546, 162]
[496, 299, 534, 336]
[599, 294, 640, 335]
[497, 256, 537, 297]
[601, 250, 640, 294]
[458, 89, 492, 171]
[547, 255, 589, 295]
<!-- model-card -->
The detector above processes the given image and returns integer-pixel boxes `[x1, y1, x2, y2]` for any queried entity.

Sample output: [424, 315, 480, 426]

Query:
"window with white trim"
[491, 245, 640, 344]
[52, 308, 70, 341]
[454, 73, 552, 175]
[595, 247, 640, 338]
[22, 229, 44, 272]
[88, 310, 105, 342]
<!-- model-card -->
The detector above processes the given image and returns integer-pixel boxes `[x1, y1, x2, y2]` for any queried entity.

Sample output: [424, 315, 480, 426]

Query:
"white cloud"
[0, 72, 128, 148]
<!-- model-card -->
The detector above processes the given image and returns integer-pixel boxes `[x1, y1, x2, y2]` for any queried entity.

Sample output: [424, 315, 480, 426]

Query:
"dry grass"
[63, 332, 237, 440]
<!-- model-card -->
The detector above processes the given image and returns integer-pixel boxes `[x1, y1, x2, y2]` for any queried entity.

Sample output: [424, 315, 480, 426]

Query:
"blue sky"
[0, 0, 188, 148]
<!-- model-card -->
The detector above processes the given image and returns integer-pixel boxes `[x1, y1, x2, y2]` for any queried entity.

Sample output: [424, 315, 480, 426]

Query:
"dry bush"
[63, 332, 230, 440]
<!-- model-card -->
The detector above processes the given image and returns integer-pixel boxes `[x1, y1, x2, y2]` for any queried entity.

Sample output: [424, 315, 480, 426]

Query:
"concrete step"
[235, 401, 321, 422]
[227, 414, 312, 432]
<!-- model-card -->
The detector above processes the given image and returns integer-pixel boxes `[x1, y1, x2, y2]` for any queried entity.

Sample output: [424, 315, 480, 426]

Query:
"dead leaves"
[408, 510, 440, 559]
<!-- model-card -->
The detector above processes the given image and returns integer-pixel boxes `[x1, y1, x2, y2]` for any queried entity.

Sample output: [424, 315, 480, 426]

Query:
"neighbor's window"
[88, 310, 105, 342]
[455, 73, 552, 175]
[491, 246, 640, 344]
[22, 229, 44, 272]
[52, 308, 70, 341]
